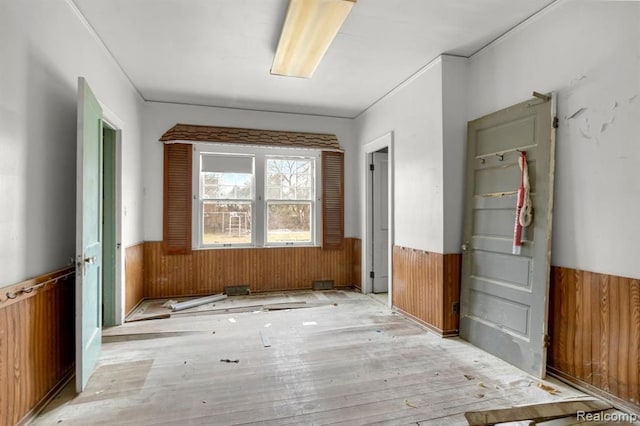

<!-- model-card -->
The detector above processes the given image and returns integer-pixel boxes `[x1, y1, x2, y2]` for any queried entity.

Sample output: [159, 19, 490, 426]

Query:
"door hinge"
[553, 116, 559, 129]
[544, 334, 551, 347]
[369, 271, 375, 279]
[369, 164, 374, 171]
[451, 302, 460, 314]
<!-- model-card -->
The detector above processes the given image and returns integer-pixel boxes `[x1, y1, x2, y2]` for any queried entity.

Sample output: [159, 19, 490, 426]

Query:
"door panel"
[372, 152, 389, 293]
[460, 96, 555, 378]
[76, 77, 103, 392]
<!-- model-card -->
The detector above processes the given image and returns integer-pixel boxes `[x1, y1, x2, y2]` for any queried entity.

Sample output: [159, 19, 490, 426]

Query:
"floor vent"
[312, 280, 334, 291]
[224, 285, 251, 296]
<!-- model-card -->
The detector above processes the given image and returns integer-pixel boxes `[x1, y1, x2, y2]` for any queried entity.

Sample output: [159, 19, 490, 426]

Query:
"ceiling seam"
[353, 55, 464, 120]
[66, 0, 146, 102]
[469, 0, 565, 59]
[354, 0, 564, 120]
[145, 99, 353, 121]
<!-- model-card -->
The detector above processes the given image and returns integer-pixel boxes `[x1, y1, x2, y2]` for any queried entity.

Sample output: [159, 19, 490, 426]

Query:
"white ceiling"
[73, 0, 556, 118]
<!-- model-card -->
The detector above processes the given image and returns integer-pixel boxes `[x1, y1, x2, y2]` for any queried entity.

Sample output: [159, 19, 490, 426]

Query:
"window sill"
[193, 244, 321, 251]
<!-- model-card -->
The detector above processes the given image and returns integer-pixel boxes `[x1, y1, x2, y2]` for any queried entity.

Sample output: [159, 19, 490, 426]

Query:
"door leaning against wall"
[459, 94, 556, 379]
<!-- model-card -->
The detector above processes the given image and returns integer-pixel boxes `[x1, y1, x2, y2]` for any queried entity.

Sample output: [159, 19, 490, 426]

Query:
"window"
[200, 154, 254, 246]
[193, 145, 320, 248]
[266, 157, 314, 244]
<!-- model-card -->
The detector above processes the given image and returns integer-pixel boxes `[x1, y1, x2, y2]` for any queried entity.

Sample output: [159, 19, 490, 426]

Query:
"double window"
[194, 145, 319, 248]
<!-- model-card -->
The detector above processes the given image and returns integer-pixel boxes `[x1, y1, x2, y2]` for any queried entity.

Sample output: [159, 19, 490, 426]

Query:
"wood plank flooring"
[33, 290, 593, 425]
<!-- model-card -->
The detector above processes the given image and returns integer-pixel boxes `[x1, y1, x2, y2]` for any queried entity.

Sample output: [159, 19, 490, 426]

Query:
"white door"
[372, 151, 389, 293]
[76, 77, 103, 392]
[460, 95, 556, 378]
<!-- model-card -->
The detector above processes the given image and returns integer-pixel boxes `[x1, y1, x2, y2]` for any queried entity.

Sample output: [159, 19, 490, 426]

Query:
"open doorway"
[363, 132, 394, 307]
[371, 148, 389, 294]
[102, 125, 117, 326]
[100, 115, 124, 328]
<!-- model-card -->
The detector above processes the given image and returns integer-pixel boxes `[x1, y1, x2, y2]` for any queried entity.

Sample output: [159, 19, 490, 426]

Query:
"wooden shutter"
[322, 151, 344, 250]
[163, 143, 192, 255]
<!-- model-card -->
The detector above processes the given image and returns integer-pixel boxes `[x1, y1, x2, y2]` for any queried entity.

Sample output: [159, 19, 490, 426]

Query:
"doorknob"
[84, 256, 97, 264]
[461, 242, 470, 252]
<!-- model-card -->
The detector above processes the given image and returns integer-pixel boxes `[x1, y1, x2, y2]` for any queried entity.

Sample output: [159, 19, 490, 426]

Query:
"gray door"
[372, 151, 389, 293]
[460, 95, 556, 378]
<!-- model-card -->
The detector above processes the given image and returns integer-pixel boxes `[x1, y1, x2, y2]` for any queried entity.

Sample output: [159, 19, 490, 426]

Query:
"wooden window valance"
[160, 123, 342, 151]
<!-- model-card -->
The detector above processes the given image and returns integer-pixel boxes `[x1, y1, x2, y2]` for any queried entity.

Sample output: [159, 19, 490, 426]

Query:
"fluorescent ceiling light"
[271, 0, 356, 78]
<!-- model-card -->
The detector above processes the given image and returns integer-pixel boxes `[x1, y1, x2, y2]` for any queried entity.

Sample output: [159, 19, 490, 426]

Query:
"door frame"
[362, 132, 394, 307]
[100, 105, 125, 326]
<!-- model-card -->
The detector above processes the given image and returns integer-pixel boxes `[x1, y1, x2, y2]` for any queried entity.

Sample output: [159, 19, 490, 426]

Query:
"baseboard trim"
[393, 306, 459, 338]
[125, 296, 147, 319]
[18, 368, 75, 426]
[548, 366, 640, 416]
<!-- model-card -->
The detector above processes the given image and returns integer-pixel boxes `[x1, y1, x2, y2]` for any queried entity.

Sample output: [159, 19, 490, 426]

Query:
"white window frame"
[192, 144, 321, 249]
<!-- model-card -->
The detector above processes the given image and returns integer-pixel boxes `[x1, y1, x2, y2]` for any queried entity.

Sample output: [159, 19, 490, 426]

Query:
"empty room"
[1, 0, 639, 424]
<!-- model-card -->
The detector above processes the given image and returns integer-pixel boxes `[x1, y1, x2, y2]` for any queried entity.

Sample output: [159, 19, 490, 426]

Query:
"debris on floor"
[161, 300, 178, 308]
[537, 382, 560, 395]
[260, 330, 271, 347]
[170, 293, 227, 311]
[128, 294, 333, 320]
[464, 374, 475, 380]
[404, 399, 417, 408]
[219, 359, 240, 363]
[125, 313, 170, 322]
[464, 398, 612, 425]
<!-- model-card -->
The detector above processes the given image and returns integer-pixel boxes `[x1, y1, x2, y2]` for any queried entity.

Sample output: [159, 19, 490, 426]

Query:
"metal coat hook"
[0, 270, 74, 303]
[496, 153, 504, 161]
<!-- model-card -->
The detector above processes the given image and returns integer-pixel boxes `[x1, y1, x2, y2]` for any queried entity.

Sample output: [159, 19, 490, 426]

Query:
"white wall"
[142, 102, 358, 241]
[356, 58, 444, 252]
[355, 56, 469, 254]
[469, 0, 640, 279]
[0, 0, 144, 287]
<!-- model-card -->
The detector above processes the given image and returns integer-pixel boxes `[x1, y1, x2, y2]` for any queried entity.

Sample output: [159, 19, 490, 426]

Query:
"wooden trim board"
[465, 399, 612, 425]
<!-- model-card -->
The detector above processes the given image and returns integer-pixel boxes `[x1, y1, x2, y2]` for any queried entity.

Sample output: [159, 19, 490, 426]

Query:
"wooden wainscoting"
[144, 238, 361, 298]
[125, 243, 144, 315]
[0, 267, 75, 425]
[351, 238, 361, 290]
[392, 246, 461, 336]
[548, 266, 640, 409]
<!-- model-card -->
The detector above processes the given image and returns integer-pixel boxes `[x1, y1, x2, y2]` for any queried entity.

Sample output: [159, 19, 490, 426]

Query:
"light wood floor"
[33, 290, 590, 425]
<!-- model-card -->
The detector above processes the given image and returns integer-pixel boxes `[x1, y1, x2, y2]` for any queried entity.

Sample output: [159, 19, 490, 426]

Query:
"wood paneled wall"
[392, 246, 461, 336]
[125, 243, 145, 315]
[548, 266, 640, 407]
[144, 238, 361, 298]
[0, 268, 75, 425]
[351, 238, 362, 290]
